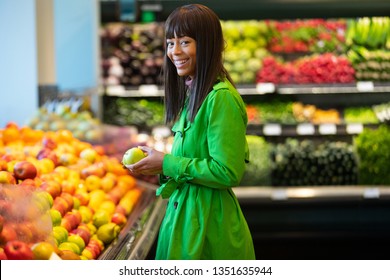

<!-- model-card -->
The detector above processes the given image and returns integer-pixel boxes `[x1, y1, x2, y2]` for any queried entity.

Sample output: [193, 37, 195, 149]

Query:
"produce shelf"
[103, 82, 390, 97]
[246, 123, 379, 137]
[98, 180, 166, 260]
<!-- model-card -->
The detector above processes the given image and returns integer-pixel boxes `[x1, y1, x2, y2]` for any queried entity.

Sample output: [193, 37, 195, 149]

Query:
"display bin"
[98, 180, 166, 260]
[233, 186, 390, 260]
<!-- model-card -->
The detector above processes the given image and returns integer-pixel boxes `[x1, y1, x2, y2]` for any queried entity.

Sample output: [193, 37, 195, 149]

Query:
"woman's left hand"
[124, 146, 165, 176]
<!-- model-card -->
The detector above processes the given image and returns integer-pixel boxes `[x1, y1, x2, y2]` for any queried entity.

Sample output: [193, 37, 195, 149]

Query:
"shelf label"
[297, 123, 315, 135]
[363, 188, 380, 199]
[346, 123, 363, 134]
[319, 123, 337, 135]
[106, 85, 125, 96]
[139, 84, 159, 96]
[263, 124, 282, 135]
[271, 189, 288, 200]
[356, 81, 374, 92]
[256, 83, 275, 94]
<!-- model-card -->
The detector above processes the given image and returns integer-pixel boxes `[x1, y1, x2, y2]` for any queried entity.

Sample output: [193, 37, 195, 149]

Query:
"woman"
[126, 4, 255, 260]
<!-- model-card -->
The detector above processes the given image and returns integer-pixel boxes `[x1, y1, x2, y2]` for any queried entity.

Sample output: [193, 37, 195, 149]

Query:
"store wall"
[54, 0, 100, 91]
[0, 0, 38, 128]
[0, 0, 100, 128]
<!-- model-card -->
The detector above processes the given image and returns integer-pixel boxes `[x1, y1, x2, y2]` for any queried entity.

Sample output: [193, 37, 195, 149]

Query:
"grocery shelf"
[233, 186, 390, 203]
[246, 123, 380, 137]
[103, 82, 390, 97]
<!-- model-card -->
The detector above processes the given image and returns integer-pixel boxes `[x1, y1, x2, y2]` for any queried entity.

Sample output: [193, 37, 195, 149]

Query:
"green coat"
[155, 79, 256, 260]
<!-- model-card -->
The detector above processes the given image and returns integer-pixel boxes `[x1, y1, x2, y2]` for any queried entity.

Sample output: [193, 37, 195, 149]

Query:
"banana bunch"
[346, 17, 390, 49]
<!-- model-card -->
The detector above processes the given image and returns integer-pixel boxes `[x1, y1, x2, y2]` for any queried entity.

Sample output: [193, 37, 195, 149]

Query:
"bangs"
[165, 9, 196, 39]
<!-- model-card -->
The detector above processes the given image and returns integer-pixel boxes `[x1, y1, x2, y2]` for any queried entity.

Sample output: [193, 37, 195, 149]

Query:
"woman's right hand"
[124, 146, 165, 176]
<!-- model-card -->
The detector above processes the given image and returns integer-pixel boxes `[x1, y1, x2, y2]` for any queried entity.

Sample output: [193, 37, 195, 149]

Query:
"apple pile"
[0, 122, 143, 260]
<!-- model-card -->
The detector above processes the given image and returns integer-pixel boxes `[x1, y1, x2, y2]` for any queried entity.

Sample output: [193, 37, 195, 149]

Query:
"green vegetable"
[354, 125, 390, 185]
[240, 135, 272, 186]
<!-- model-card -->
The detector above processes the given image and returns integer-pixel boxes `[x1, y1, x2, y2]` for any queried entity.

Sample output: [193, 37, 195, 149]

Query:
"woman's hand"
[124, 146, 165, 176]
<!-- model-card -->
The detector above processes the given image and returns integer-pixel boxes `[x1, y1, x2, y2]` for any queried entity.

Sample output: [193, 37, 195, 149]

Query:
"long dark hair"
[163, 4, 234, 124]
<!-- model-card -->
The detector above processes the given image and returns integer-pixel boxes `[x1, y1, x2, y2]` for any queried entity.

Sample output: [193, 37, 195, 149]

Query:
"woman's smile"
[166, 36, 196, 78]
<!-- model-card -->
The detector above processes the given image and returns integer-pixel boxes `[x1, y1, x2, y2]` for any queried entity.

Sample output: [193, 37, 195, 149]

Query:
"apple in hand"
[13, 161, 38, 180]
[4, 240, 34, 260]
[122, 147, 146, 165]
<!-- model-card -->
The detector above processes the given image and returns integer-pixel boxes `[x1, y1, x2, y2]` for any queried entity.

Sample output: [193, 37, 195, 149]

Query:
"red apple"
[19, 178, 36, 187]
[70, 227, 91, 245]
[115, 204, 127, 216]
[0, 170, 17, 184]
[0, 200, 12, 216]
[52, 196, 70, 217]
[0, 224, 17, 243]
[40, 181, 62, 199]
[12, 222, 34, 243]
[4, 240, 34, 260]
[74, 192, 90, 206]
[82, 246, 97, 260]
[36, 148, 59, 166]
[60, 192, 74, 210]
[13, 161, 38, 180]
[42, 137, 57, 150]
[0, 215, 4, 232]
[111, 212, 127, 229]
[0, 247, 8, 260]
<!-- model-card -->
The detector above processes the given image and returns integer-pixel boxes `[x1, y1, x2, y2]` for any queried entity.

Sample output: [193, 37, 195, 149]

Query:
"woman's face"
[166, 35, 196, 79]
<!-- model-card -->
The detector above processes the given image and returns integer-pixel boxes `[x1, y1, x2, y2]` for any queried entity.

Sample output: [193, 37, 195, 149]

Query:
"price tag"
[256, 83, 275, 94]
[363, 188, 380, 199]
[297, 123, 315, 135]
[139, 84, 159, 96]
[319, 124, 337, 135]
[106, 85, 125, 96]
[356, 81, 374, 92]
[263, 124, 282, 135]
[271, 189, 288, 200]
[346, 123, 363, 134]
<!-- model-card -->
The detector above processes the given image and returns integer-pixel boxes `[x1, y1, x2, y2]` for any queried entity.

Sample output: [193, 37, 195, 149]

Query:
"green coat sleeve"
[162, 86, 248, 190]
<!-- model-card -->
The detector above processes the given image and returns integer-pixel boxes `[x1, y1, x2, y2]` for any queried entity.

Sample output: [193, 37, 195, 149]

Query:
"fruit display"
[347, 47, 390, 81]
[256, 53, 356, 84]
[354, 125, 390, 185]
[221, 20, 270, 84]
[345, 17, 390, 49]
[0, 122, 144, 260]
[266, 19, 347, 54]
[271, 139, 358, 186]
[26, 97, 104, 143]
[100, 22, 165, 87]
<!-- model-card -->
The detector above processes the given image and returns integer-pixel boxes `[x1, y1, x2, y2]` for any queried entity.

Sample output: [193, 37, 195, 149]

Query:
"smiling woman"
[123, 4, 256, 260]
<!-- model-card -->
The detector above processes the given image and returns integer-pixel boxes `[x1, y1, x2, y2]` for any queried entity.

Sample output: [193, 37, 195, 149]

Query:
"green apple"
[49, 209, 62, 227]
[58, 241, 81, 255]
[52, 226, 68, 246]
[122, 147, 146, 165]
[68, 234, 86, 252]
